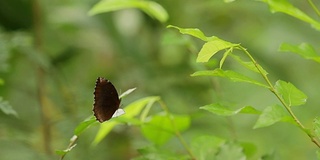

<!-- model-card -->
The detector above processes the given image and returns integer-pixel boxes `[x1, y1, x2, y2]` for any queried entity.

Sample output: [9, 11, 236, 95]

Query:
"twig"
[60, 135, 78, 160]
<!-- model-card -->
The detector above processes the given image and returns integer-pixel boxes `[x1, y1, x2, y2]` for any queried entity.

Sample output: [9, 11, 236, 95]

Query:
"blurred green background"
[1, 0, 320, 159]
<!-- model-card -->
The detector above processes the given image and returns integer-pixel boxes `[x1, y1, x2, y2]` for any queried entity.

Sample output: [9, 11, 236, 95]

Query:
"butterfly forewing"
[93, 77, 121, 122]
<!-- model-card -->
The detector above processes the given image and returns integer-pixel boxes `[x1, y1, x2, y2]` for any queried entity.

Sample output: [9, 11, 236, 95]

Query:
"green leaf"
[216, 142, 246, 160]
[219, 48, 232, 69]
[93, 96, 159, 145]
[274, 80, 307, 107]
[313, 117, 320, 139]
[253, 104, 293, 129]
[119, 87, 136, 99]
[197, 39, 237, 63]
[92, 121, 119, 146]
[0, 97, 18, 117]
[167, 25, 214, 41]
[260, 0, 320, 30]
[230, 54, 268, 76]
[279, 43, 320, 63]
[111, 116, 143, 125]
[141, 113, 190, 145]
[89, 0, 168, 23]
[200, 103, 260, 116]
[192, 69, 269, 88]
[191, 135, 225, 160]
[74, 116, 97, 136]
[167, 25, 238, 62]
[137, 96, 160, 121]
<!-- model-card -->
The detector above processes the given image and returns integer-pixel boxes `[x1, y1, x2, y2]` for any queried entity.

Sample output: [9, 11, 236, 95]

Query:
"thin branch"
[158, 100, 196, 160]
[60, 135, 78, 160]
[238, 46, 320, 148]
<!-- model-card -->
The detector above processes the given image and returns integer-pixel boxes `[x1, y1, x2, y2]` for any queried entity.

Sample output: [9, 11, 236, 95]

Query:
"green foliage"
[167, 25, 238, 63]
[93, 96, 159, 145]
[170, 22, 320, 157]
[2, 0, 320, 159]
[141, 113, 190, 145]
[89, 0, 168, 23]
[134, 145, 189, 160]
[191, 135, 225, 160]
[253, 104, 294, 129]
[215, 142, 246, 160]
[260, 0, 320, 30]
[200, 103, 260, 116]
[55, 136, 78, 158]
[58, 95, 184, 158]
[279, 43, 320, 63]
[74, 117, 96, 136]
[230, 54, 268, 75]
[168, 0, 320, 157]
[274, 80, 307, 107]
[192, 69, 268, 88]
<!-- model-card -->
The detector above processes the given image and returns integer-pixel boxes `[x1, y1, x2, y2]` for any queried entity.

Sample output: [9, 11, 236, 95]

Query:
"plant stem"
[158, 100, 196, 160]
[238, 46, 320, 148]
[307, 0, 320, 17]
[60, 135, 78, 160]
[32, 0, 52, 154]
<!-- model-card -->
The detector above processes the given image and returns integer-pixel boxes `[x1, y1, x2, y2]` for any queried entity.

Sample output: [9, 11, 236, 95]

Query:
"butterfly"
[93, 77, 125, 123]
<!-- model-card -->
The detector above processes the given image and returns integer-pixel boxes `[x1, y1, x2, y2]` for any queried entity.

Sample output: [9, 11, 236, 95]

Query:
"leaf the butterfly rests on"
[93, 77, 124, 123]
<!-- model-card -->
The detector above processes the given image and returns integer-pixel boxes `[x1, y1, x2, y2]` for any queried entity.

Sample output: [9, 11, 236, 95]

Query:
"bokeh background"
[0, 0, 320, 159]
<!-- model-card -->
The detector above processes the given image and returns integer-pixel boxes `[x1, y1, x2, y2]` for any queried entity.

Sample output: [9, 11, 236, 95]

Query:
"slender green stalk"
[307, 0, 320, 17]
[32, 0, 52, 155]
[60, 135, 78, 160]
[158, 100, 196, 160]
[238, 46, 320, 148]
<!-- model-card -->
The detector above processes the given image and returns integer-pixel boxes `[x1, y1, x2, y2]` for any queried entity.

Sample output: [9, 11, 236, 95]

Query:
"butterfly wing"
[93, 77, 121, 122]
[112, 108, 125, 118]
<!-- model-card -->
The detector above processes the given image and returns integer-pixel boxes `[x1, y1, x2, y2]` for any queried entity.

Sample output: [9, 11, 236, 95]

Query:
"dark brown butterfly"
[93, 77, 124, 123]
